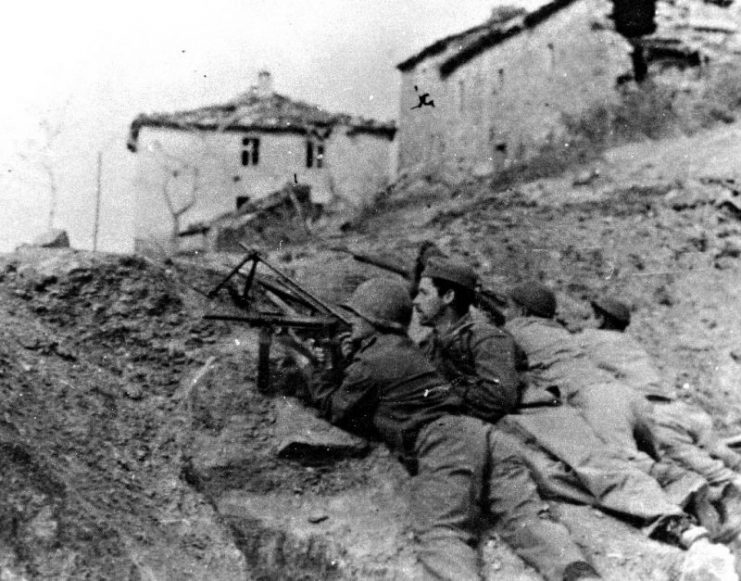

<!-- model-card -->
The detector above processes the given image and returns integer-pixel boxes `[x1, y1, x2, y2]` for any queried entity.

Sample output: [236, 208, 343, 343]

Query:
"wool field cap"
[421, 257, 478, 292]
[591, 296, 631, 325]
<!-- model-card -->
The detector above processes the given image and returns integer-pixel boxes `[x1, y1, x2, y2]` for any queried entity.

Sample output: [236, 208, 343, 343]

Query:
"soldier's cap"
[591, 296, 631, 326]
[510, 281, 556, 319]
[421, 257, 478, 292]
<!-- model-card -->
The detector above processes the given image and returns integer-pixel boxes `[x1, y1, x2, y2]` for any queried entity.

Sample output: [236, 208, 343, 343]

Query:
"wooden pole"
[93, 151, 102, 252]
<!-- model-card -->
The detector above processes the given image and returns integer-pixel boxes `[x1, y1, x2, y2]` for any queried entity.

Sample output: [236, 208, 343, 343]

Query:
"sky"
[0, 0, 543, 252]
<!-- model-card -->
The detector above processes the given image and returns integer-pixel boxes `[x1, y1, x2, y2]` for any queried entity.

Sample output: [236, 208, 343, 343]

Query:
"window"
[241, 137, 260, 166]
[306, 140, 324, 168]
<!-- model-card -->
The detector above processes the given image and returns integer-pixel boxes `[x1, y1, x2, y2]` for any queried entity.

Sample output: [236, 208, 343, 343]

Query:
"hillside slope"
[3, 122, 741, 579]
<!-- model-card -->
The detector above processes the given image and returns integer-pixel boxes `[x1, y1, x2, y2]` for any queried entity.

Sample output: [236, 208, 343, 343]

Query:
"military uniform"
[578, 328, 741, 487]
[420, 312, 523, 423]
[308, 331, 590, 581]
[506, 315, 706, 511]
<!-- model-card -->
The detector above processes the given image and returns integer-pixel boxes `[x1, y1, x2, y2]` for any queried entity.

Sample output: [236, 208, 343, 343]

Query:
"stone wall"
[397, 0, 633, 176]
[133, 125, 392, 247]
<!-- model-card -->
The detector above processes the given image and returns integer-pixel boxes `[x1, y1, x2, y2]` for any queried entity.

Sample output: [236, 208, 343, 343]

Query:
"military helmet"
[342, 278, 412, 331]
[591, 296, 631, 326]
[510, 281, 556, 319]
[421, 257, 478, 292]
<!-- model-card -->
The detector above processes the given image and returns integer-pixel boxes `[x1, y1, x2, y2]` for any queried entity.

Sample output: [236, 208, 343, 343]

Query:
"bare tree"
[17, 105, 68, 231]
[146, 140, 202, 248]
[162, 165, 199, 243]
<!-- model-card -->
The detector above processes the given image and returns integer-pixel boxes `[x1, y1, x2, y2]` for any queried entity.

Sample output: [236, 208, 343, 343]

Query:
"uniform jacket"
[506, 316, 622, 399]
[307, 331, 461, 461]
[420, 312, 523, 422]
[578, 327, 741, 484]
[576, 328, 671, 399]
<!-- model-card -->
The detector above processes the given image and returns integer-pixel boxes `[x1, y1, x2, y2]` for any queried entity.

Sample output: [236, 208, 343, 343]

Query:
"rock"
[274, 397, 368, 461]
[679, 539, 738, 581]
[573, 168, 600, 186]
[31, 229, 70, 249]
[123, 383, 143, 400]
[25, 505, 57, 545]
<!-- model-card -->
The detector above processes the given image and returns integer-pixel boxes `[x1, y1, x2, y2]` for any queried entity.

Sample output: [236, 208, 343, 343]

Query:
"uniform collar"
[435, 311, 474, 344]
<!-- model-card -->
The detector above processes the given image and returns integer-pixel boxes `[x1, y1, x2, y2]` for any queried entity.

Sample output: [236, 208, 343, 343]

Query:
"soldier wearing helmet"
[305, 277, 600, 581]
[413, 257, 523, 423]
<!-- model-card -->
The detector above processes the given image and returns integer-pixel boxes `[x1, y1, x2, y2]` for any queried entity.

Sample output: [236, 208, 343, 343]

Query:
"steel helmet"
[591, 296, 631, 327]
[342, 278, 413, 331]
[510, 281, 557, 319]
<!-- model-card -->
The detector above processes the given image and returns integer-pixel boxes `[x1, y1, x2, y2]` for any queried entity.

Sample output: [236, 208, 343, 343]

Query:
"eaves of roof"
[127, 91, 396, 152]
[398, 0, 580, 78]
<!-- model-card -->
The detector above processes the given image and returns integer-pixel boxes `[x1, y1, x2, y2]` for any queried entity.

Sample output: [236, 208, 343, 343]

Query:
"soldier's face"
[413, 277, 445, 327]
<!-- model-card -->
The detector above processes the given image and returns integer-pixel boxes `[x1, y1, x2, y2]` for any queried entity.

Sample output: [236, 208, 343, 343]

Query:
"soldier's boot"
[562, 560, 601, 580]
[650, 513, 711, 548]
[688, 485, 724, 541]
[714, 484, 741, 544]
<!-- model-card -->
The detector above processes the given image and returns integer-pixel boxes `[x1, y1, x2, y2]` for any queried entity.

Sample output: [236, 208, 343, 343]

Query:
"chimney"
[257, 70, 273, 98]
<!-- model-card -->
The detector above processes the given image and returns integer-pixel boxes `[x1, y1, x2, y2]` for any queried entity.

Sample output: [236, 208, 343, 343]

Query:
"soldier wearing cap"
[413, 257, 523, 423]
[305, 277, 600, 581]
[580, 296, 741, 541]
[503, 281, 735, 544]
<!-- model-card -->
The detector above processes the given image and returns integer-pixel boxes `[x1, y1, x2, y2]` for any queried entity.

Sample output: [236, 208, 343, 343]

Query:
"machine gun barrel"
[204, 313, 340, 330]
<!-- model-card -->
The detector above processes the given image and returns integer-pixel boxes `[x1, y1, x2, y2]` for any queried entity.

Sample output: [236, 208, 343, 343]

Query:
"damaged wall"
[396, 0, 632, 176]
[132, 125, 392, 249]
[396, 0, 741, 178]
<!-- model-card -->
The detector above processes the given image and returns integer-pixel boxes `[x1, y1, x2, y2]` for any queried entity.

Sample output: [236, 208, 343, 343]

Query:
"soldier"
[580, 296, 741, 541]
[413, 257, 523, 423]
[505, 281, 741, 541]
[412, 263, 714, 547]
[304, 277, 599, 581]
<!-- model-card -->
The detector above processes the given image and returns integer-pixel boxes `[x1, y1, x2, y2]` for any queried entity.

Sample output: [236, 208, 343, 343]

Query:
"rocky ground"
[3, 121, 741, 580]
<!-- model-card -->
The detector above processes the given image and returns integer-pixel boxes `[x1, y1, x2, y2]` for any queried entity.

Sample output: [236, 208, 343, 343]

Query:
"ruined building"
[395, 0, 741, 178]
[127, 72, 396, 251]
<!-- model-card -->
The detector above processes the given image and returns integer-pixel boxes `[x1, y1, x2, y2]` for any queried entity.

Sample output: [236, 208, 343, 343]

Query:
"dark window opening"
[495, 142, 507, 153]
[306, 140, 324, 168]
[612, 0, 656, 38]
[241, 137, 260, 166]
[236, 195, 250, 210]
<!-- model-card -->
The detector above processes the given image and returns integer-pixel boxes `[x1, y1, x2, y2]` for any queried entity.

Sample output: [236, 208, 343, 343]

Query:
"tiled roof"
[127, 88, 395, 152]
[397, 0, 579, 77]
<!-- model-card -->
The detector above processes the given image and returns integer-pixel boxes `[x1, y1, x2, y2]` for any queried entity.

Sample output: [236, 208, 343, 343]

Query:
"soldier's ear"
[442, 289, 456, 306]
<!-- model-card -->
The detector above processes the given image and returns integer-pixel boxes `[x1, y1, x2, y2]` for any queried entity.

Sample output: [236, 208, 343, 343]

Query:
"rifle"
[331, 245, 410, 278]
[333, 244, 508, 326]
[205, 246, 350, 393]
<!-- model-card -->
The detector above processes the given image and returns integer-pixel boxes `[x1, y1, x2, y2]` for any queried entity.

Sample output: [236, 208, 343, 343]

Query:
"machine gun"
[205, 243, 351, 393]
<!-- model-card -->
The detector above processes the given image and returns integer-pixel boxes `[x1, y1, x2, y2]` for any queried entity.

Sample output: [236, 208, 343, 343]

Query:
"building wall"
[133, 125, 392, 246]
[328, 127, 394, 208]
[397, 0, 632, 176]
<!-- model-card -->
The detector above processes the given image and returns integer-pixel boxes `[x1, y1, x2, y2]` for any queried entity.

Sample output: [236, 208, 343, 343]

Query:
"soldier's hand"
[338, 332, 355, 359]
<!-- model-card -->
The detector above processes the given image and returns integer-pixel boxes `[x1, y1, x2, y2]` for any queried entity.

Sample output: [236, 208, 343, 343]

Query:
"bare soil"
[3, 122, 741, 579]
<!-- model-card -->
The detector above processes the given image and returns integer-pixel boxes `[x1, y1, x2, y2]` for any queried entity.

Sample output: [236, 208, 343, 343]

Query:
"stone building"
[395, 0, 634, 177]
[127, 71, 396, 250]
[396, 0, 741, 179]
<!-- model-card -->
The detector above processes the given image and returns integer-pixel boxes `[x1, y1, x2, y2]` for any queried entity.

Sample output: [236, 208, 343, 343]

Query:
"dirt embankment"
[3, 122, 741, 580]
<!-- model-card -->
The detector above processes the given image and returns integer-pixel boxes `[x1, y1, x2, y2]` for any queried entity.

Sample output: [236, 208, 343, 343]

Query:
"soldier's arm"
[470, 332, 521, 416]
[654, 406, 738, 485]
[306, 359, 377, 433]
